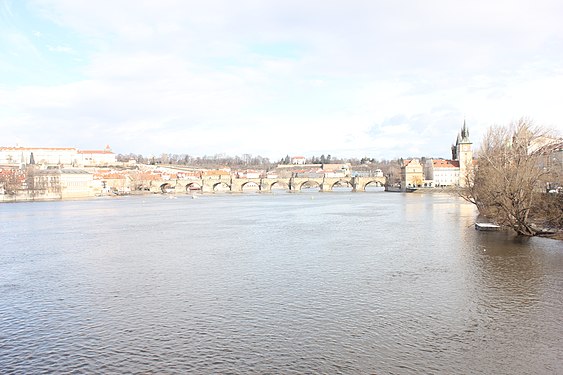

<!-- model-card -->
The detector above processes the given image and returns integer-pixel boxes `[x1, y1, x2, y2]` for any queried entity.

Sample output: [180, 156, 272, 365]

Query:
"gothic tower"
[456, 120, 473, 186]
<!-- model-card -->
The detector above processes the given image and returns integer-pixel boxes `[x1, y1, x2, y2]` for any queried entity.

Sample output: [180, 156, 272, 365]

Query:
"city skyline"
[1, 0, 562, 160]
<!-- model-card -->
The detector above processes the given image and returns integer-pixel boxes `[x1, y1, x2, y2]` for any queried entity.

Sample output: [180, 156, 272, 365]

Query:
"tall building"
[426, 121, 474, 187]
[454, 121, 473, 187]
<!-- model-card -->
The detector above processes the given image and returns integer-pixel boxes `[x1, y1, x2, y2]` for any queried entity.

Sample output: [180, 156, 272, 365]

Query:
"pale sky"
[1, 0, 562, 160]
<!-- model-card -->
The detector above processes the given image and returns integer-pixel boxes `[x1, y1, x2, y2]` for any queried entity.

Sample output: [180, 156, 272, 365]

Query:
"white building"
[0, 147, 77, 166]
[291, 156, 306, 165]
[425, 121, 473, 187]
[425, 159, 460, 187]
[77, 145, 116, 166]
[0, 145, 116, 167]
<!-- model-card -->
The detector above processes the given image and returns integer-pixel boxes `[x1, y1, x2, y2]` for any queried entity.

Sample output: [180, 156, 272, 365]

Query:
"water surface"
[1, 192, 561, 374]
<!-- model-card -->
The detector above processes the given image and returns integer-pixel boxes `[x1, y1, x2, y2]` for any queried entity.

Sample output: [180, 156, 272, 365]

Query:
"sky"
[1, 0, 562, 160]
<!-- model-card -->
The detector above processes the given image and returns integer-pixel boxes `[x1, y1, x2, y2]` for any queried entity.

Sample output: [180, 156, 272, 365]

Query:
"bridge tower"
[454, 120, 473, 187]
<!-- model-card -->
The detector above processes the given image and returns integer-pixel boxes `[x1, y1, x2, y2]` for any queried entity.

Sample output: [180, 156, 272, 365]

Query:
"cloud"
[47, 44, 72, 52]
[1, 0, 562, 159]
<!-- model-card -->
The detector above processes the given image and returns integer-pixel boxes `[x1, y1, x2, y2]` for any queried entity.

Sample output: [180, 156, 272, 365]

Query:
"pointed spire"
[460, 120, 470, 143]
[20, 152, 26, 169]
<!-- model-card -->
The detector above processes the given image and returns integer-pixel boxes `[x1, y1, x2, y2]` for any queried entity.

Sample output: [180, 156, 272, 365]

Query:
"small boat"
[475, 222, 500, 231]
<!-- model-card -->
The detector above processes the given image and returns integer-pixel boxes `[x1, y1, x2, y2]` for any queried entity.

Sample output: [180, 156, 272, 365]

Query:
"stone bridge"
[150, 176, 386, 193]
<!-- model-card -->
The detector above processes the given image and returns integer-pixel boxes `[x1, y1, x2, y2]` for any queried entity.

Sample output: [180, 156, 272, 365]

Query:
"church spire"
[460, 120, 470, 143]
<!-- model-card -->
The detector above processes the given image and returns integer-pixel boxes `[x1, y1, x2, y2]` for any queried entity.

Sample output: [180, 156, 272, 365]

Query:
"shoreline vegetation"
[458, 120, 562, 239]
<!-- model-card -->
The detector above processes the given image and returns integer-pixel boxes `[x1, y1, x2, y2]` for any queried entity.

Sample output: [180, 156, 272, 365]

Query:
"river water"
[1, 192, 561, 374]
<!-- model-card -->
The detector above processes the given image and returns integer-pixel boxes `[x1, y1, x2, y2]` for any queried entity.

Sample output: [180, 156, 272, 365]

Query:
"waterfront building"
[425, 121, 474, 187]
[401, 159, 424, 189]
[0, 167, 95, 201]
[93, 169, 131, 194]
[424, 159, 460, 187]
[59, 169, 96, 199]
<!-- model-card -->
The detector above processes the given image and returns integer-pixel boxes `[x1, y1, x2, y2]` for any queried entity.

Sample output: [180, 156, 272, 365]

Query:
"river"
[1, 192, 561, 374]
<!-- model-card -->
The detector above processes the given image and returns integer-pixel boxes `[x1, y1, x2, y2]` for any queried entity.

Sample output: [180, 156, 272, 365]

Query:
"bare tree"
[0, 168, 23, 196]
[460, 119, 562, 236]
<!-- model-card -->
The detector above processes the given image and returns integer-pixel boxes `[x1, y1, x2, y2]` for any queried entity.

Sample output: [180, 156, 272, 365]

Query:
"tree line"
[116, 153, 272, 167]
[117, 152, 405, 171]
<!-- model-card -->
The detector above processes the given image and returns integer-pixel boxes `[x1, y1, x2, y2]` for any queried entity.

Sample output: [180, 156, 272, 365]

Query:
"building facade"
[401, 159, 424, 189]
[77, 146, 116, 166]
[0, 145, 116, 167]
[425, 122, 474, 187]
[424, 159, 460, 187]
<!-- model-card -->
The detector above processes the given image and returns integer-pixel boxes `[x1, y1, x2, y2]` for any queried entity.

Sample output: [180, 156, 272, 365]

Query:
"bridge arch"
[361, 180, 384, 191]
[269, 180, 289, 191]
[241, 181, 260, 192]
[329, 179, 354, 192]
[160, 183, 174, 193]
[298, 180, 321, 191]
[185, 182, 202, 193]
[212, 182, 230, 192]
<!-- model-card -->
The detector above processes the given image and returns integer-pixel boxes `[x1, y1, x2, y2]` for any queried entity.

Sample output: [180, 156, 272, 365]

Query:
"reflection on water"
[0, 193, 561, 374]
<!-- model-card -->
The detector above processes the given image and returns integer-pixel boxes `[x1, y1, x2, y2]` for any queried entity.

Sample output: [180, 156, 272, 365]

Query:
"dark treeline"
[116, 153, 272, 167]
[278, 154, 402, 167]
[119, 152, 403, 167]
[115, 152, 406, 182]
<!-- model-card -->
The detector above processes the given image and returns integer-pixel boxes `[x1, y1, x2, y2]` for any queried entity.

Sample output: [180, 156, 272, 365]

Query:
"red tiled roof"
[93, 173, 126, 180]
[432, 159, 459, 168]
[403, 159, 422, 166]
[77, 150, 114, 154]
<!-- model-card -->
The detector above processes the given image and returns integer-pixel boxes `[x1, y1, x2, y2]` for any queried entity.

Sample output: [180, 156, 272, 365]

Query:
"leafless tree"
[460, 118, 562, 236]
[0, 168, 23, 196]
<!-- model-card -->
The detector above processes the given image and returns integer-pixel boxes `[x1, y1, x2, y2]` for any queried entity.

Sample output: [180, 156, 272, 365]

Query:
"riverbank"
[411, 187, 458, 194]
[538, 230, 563, 241]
